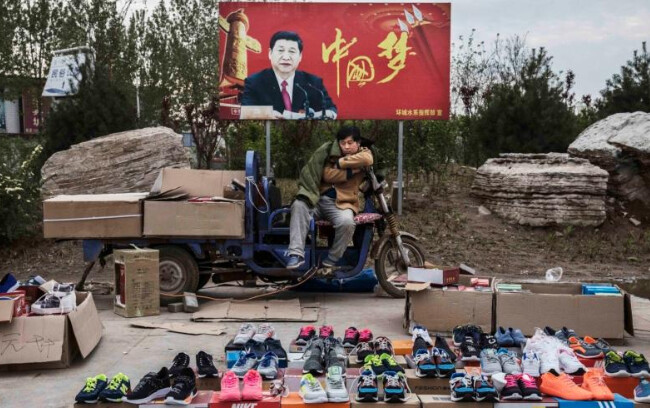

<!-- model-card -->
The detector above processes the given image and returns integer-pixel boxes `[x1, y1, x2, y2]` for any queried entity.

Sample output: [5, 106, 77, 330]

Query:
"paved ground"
[1, 288, 649, 407]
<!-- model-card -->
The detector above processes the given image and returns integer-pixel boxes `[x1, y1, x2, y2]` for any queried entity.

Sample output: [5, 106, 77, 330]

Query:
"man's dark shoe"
[321, 257, 338, 268]
[287, 255, 304, 270]
[169, 353, 191, 378]
[196, 351, 218, 378]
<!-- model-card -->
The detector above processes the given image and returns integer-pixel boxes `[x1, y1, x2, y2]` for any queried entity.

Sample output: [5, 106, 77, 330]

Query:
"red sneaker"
[296, 326, 316, 346]
[319, 325, 334, 339]
[359, 328, 373, 343]
[343, 327, 359, 348]
[219, 371, 241, 402]
[241, 370, 263, 401]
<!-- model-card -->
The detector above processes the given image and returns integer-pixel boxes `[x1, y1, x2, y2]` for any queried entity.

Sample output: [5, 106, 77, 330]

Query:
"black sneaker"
[479, 333, 499, 350]
[374, 336, 394, 356]
[124, 367, 171, 405]
[303, 338, 325, 374]
[196, 351, 218, 378]
[169, 353, 190, 378]
[435, 334, 457, 362]
[355, 341, 375, 364]
[325, 337, 346, 370]
[164, 367, 197, 405]
[460, 335, 480, 362]
[383, 371, 407, 403]
[343, 327, 360, 348]
[355, 369, 379, 402]
[264, 338, 288, 362]
[452, 325, 468, 347]
[412, 336, 429, 356]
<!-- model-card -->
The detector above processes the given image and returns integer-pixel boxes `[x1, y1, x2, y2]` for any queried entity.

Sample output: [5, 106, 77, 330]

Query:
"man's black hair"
[270, 31, 303, 53]
[336, 126, 361, 142]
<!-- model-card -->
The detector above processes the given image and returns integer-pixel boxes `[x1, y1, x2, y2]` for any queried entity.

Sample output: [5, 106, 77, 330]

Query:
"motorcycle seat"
[315, 212, 382, 226]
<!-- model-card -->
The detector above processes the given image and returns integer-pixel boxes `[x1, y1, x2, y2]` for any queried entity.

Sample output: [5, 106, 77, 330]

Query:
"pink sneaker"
[242, 369, 263, 401]
[359, 328, 373, 343]
[319, 325, 334, 339]
[220, 371, 241, 402]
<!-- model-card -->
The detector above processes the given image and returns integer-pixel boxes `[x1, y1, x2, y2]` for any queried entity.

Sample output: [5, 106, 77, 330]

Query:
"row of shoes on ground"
[75, 373, 131, 404]
[233, 323, 277, 345]
[303, 336, 347, 374]
[219, 370, 263, 402]
[295, 325, 336, 345]
[539, 368, 615, 401]
[450, 372, 499, 402]
[604, 350, 650, 378]
[352, 368, 410, 403]
[544, 326, 610, 359]
[299, 366, 350, 403]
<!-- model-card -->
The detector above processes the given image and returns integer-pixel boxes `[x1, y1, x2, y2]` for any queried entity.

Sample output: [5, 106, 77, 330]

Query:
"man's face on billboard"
[269, 39, 302, 78]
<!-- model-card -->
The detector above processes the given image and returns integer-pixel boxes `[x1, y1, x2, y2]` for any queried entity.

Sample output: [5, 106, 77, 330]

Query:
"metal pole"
[265, 120, 271, 176]
[397, 121, 404, 216]
[136, 85, 140, 121]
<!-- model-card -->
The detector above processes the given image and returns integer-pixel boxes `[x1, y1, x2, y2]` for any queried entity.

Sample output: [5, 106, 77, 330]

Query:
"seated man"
[286, 126, 373, 269]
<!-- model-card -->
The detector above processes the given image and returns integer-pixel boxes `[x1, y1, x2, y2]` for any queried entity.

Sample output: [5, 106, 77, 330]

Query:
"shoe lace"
[589, 373, 607, 387]
[244, 372, 260, 384]
[558, 374, 577, 388]
[83, 377, 97, 393]
[328, 374, 344, 389]
[360, 374, 375, 387]
[107, 375, 123, 390]
[414, 350, 430, 364]
[607, 351, 624, 364]
[504, 376, 518, 388]
[520, 375, 537, 388]
[134, 374, 157, 392]
[380, 353, 397, 366]
[239, 323, 255, 335]
[260, 354, 275, 367]
[376, 337, 392, 353]
[384, 373, 400, 388]
[500, 352, 517, 366]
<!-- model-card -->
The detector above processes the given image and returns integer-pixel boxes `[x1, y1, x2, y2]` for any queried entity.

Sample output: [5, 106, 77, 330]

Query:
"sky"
[120, 0, 650, 99]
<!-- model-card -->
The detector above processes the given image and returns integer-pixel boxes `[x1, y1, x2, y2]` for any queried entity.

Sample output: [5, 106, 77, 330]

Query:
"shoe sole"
[461, 355, 480, 362]
[476, 393, 499, 402]
[631, 371, 650, 378]
[164, 391, 197, 405]
[286, 261, 305, 270]
[450, 393, 474, 402]
[32, 306, 75, 315]
[327, 395, 350, 403]
[198, 373, 219, 378]
[635, 395, 650, 403]
[300, 394, 329, 404]
[574, 352, 604, 359]
[501, 393, 523, 400]
[415, 368, 438, 378]
[355, 393, 379, 402]
[523, 394, 543, 401]
[124, 387, 171, 405]
[605, 369, 631, 377]
[384, 394, 408, 403]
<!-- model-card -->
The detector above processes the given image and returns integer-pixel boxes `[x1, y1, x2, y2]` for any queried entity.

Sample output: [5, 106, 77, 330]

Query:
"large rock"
[471, 153, 608, 227]
[568, 112, 650, 209]
[42, 127, 190, 197]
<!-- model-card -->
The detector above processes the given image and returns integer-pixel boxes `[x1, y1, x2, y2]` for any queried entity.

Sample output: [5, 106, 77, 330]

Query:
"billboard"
[42, 52, 87, 97]
[218, 2, 450, 120]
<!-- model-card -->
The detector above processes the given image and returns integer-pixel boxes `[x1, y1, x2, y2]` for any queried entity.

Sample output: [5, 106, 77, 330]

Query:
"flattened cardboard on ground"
[43, 193, 147, 238]
[0, 292, 102, 370]
[404, 276, 494, 334]
[113, 249, 160, 318]
[143, 199, 245, 238]
[494, 280, 634, 338]
[150, 168, 246, 198]
[130, 320, 226, 336]
[192, 299, 319, 322]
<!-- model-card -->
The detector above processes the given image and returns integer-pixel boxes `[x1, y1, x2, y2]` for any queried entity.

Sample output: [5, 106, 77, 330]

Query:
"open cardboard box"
[0, 292, 102, 370]
[494, 279, 634, 339]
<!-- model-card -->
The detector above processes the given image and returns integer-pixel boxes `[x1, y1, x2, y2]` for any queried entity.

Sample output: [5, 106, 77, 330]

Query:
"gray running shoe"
[325, 365, 349, 402]
[303, 338, 325, 374]
[480, 348, 502, 376]
[232, 352, 258, 377]
[498, 348, 522, 374]
[257, 352, 279, 380]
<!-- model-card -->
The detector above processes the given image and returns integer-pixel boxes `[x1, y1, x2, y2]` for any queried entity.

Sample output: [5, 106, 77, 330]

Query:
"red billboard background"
[218, 2, 450, 120]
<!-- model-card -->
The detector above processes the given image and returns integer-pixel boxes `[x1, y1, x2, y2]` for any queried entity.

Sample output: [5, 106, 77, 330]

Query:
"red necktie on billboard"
[281, 80, 292, 111]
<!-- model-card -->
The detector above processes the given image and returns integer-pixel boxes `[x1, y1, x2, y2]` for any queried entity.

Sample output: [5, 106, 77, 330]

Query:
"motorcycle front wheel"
[375, 236, 426, 298]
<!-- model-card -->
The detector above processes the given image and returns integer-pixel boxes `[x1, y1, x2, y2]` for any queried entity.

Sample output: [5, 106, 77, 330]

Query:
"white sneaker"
[491, 372, 507, 393]
[325, 366, 349, 403]
[52, 283, 76, 297]
[253, 324, 276, 343]
[558, 348, 586, 375]
[539, 349, 560, 374]
[412, 325, 433, 346]
[299, 374, 328, 404]
[522, 352, 541, 377]
[32, 292, 76, 315]
[234, 323, 256, 345]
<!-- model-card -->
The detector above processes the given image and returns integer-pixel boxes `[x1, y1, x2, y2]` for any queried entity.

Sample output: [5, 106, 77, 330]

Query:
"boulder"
[41, 127, 190, 197]
[471, 153, 608, 227]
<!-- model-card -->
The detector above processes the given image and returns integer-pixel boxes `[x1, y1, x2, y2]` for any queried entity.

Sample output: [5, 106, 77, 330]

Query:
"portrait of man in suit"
[240, 31, 337, 119]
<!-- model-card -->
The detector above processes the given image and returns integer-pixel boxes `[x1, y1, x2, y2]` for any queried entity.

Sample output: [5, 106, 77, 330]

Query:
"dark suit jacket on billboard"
[240, 68, 337, 115]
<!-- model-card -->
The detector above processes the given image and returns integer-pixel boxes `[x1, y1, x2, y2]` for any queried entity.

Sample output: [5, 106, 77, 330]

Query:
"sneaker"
[296, 326, 316, 345]
[364, 354, 386, 376]
[518, 373, 542, 401]
[568, 335, 603, 359]
[358, 328, 373, 343]
[355, 341, 374, 364]
[374, 336, 394, 356]
[52, 282, 76, 297]
[286, 254, 305, 270]
[450, 372, 474, 402]
[558, 347, 586, 375]
[453, 325, 482, 347]
[522, 353, 541, 377]
[253, 324, 275, 343]
[555, 327, 577, 345]
[325, 337, 347, 370]
[355, 369, 379, 402]
[165, 367, 197, 405]
[435, 335, 457, 362]
[624, 350, 650, 378]
[582, 368, 614, 401]
[500, 374, 522, 400]
[539, 372, 593, 401]
[432, 347, 455, 377]
[495, 326, 515, 347]
[491, 372, 507, 393]
[321, 257, 338, 268]
[31, 292, 76, 314]
[233, 323, 256, 345]
[383, 371, 408, 403]
[414, 349, 437, 378]
[325, 365, 349, 403]
[263, 338, 288, 362]
[343, 327, 359, 348]
[169, 352, 191, 378]
[605, 351, 630, 377]
[584, 336, 612, 353]
[543, 326, 557, 337]
[299, 374, 328, 404]
[498, 348, 521, 375]
[196, 351, 218, 378]
[269, 379, 289, 398]
[380, 352, 404, 374]
[99, 373, 131, 403]
[75, 374, 108, 403]
[303, 338, 325, 374]
[510, 328, 527, 346]
[480, 348, 502, 376]
[257, 352, 279, 380]
[0, 273, 19, 293]
[124, 367, 171, 405]
[319, 325, 334, 339]
[460, 335, 480, 361]
[473, 375, 499, 402]
[480, 333, 499, 350]
[244, 339, 267, 359]
[219, 371, 241, 402]
[539, 348, 561, 374]
[232, 352, 259, 378]
[635, 380, 650, 403]
[412, 335, 429, 356]
[412, 325, 433, 346]
[242, 369, 263, 401]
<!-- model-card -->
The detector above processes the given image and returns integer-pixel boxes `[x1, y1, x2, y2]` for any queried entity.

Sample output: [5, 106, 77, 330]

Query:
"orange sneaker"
[582, 368, 614, 401]
[540, 372, 594, 401]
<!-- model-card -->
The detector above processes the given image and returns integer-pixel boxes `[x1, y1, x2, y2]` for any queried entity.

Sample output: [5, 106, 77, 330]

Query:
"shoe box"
[141, 390, 215, 408]
[404, 276, 495, 334]
[418, 394, 494, 408]
[554, 393, 634, 408]
[0, 291, 102, 370]
[349, 393, 421, 408]
[209, 392, 281, 408]
[404, 369, 452, 395]
[493, 397, 559, 408]
[281, 392, 350, 408]
[113, 248, 160, 318]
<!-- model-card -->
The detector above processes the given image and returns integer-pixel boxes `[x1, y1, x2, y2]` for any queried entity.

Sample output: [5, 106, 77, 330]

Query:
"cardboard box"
[209, 392, 281, 408]
[43, 193, 147, 239]
[0, 291, 26, 322]
[405, 369, 451, 395]
[143, 200, 244, 238]
[494, 397, 559, 408]
[0, 292, 102, 370]
[281, 392, 350, 408]
[405, 276, 494, 334]
[495, 280, 634, 338]
[113, 249, 160, 318]
[350, 394, 420, 408]
[554, 393, 633, 408]
[419, 394, 494, 407]
[407, 265, 460, 286]
[604, 376, 641, 399]
[151, 168, 245, 198]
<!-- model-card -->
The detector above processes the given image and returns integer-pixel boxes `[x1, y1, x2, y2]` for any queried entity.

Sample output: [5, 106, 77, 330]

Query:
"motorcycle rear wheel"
[375, 236, 426, 298]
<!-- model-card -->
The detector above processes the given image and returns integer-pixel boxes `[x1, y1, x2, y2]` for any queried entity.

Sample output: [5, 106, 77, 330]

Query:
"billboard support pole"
[265, 120, 271, 177]
[397, 121, 404, 216]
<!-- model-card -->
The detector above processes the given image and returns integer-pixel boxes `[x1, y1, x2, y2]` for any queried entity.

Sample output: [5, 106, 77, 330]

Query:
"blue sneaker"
[605, 351, 629, 377]
[509, 328, 527, 346]
[99, 373, 131, 402]
[355, 369, 379, 402]
[0, 273, 19, 293]
[286, 255, 304, 270]
[75, 374, 108, 403]
[635, 380, 650, 403]
[473, 374, 498, 402]
[495, 327, 514, 347]
[450, 373, 474, 402]
[624, 351, 650, 378]
[413, 348, 437, 378]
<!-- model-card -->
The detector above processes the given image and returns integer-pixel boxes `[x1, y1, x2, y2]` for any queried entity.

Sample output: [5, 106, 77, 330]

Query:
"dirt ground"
[2, 166, 649, 288]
